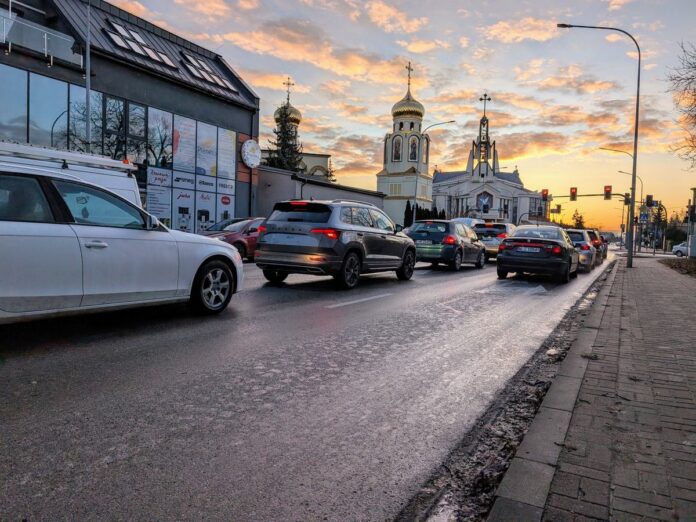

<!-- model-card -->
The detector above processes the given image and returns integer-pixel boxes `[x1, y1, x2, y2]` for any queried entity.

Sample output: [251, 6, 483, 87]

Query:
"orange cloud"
[110, 0, 151, 17]
[237, 0, 259, 9]
[237, 70, 311, 93]
[535, 65, 618, 94]
[497, 131, 570, 160]
[487, 17, 558, 43]
[514, 58, 548, 82]
[604, 0, 633, 11]
[365, 1, 428, 33]
[173, 0, 230, 18]
[396, 39, 450, 53]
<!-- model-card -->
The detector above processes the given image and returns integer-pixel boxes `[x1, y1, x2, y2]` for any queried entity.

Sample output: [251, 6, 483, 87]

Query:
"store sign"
[217, 193, 234, 222]
[172, 171, 195, 189]
[147, 167, 172, 187]
[196, 174, 216, 191]
[146, 185, 172, 228]
[216, 178, 235, 195]
[195, 191, 216, 234]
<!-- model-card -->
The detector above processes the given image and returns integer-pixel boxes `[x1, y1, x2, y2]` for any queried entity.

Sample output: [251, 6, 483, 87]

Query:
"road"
[1, 259, 609, 520]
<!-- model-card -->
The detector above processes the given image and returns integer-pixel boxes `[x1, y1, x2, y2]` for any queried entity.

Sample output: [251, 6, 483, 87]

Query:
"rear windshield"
[474, 224, 507, 238]
[410, 221, 448, 233]
[567, 231, 585, 242]
[586, 230, 599, 240]
[514, 226, 562, 240]
[269, 202, 332, 223]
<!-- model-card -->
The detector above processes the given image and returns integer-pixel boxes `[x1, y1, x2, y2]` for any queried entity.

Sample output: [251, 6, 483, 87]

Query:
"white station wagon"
[0, 164, 244, 324]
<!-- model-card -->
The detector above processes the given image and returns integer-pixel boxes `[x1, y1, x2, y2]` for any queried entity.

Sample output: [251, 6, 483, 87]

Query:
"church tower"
[465, 93, 500, 178]
[376, 62, 432, 225]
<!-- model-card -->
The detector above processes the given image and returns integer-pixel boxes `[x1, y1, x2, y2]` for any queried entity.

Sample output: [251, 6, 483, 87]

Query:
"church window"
[399, 122, 404, 130]
[410, 122, 414, 130]
[389, 183, 402, 196]
[408, 135, 419, 162]
[392, 135, 403, 162]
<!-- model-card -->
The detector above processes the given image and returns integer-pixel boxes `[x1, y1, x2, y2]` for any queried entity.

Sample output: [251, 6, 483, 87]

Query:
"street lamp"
[412, 120, 456, 224]
[618, 170, 643, 204]
[557, 23, 641, 268]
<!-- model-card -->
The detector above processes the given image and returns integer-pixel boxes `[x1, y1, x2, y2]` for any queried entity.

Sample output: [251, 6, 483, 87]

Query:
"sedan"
[673, 242, 688, 257]
[406, 220, 485, 270]
[496, 225, 579, 283]
[204, 217, 265, 260]
[0, 170, 244, 324]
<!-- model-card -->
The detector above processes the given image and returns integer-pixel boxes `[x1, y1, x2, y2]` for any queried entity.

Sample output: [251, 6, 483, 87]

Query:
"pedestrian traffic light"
[646, 194, 653, 207]
[624, 193, 630, 205]
[604, 185, 612, 200]
[541, 189, 549, 201]
[570, 187, 577, 201]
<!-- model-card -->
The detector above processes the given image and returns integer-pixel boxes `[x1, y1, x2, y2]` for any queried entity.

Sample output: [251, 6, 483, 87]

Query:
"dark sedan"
[203, 217, 265, 260]
[406, 220, 486, 270]
[496, 225, 579, 283]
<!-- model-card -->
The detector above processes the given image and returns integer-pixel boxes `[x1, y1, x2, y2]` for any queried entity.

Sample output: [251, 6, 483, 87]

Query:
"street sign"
[640, 213, 648, 222]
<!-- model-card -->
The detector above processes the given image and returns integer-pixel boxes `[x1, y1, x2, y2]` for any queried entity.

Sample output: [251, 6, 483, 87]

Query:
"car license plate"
[416, 239, 432, 245]
[517, 246, 540, 253]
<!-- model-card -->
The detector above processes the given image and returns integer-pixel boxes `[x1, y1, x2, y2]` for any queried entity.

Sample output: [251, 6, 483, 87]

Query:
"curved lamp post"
[558, 23, 641, 268]
[412, 120, 455, 223]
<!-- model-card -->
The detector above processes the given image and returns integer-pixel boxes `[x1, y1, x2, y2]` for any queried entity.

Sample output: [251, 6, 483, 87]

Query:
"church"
[432, 94, 550, 224]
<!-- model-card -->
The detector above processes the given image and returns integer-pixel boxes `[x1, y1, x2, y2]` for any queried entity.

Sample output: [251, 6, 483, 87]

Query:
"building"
[0, 0, 260, 232]
[376, 63, 432, 225]
[432, 102, 549, 224]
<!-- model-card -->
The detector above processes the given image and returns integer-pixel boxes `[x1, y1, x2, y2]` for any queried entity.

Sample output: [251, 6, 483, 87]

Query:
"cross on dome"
[391, 60, 425, 120]
[283, 76, 295, 104]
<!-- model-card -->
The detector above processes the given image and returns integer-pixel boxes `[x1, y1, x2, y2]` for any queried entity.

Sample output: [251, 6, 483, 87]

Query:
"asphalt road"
[1, 258, 610, 520]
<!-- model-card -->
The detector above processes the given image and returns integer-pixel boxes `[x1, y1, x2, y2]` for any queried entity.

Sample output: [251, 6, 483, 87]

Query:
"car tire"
[233, 242, 247, 261]
[558, 263, 571, 284]
[449, 249, 463, 271]
[337, 252, 361, 289]
[676, 251, 684, 257]
[263, 269, 288, 284]
[570, 264, 578, 279]
[397, 249, 416, 281]
[484, 253, 490, 263]
[497, 268, 508, 280]
[190, 260, 234, 314]
[475, 251, 485, 269]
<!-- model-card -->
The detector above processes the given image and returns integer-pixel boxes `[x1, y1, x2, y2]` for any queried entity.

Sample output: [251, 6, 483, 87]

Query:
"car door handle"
[380, 235, 386, 239]
[357, 232, 364, 237]
[84, 240, 108, 249]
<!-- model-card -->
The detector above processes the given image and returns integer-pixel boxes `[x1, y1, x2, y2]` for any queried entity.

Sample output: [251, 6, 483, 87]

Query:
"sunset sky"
[114, 0, 696, 230]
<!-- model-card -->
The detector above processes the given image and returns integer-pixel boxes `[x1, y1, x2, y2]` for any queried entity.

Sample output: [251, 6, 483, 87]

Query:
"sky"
[113, 0, 696, 230]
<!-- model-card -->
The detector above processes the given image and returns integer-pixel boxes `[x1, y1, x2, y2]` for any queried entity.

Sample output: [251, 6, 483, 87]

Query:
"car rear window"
[514, 227, 562, 240]
[586, 231, 599, 241]
[567, 231, 585, 242]
[474, 224, 506, 238]
[269, 202, 332, 223]
[410, 221, 448, 233]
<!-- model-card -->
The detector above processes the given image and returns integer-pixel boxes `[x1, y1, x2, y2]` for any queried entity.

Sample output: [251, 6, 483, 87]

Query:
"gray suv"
[255, 200, 416, 289]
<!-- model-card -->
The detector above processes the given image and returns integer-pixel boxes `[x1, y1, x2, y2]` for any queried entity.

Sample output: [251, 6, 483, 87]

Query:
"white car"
[0, 168, 243, 324]
[673, 242, 688, 257]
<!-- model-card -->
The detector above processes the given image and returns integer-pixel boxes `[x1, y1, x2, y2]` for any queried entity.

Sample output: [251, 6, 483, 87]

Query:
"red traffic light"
[541, 189, 549, 201]
[604, 185, 612, 200]
[570, 187, 577, 201]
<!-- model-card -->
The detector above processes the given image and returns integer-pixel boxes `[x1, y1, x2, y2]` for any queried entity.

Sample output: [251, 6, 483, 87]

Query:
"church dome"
[391, 89, 425, 120]
[274, 102, 302, 126]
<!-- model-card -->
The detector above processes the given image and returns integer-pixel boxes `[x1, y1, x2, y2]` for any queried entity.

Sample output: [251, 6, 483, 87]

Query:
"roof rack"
[331, 199, 379, 208]
[0, 141, 137, 172]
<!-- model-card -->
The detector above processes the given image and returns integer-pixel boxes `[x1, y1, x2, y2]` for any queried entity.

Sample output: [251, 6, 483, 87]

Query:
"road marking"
[325, 293, 393, 309]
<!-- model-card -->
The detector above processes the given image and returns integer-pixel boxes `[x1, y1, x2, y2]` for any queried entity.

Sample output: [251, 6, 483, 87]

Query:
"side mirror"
[395, 224, 403, 233]
[145, 214, 159, 230]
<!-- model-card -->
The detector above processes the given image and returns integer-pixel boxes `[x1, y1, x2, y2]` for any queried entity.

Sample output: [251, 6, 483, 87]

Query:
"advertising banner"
[147, 166, 172, 187]
[172, 171, 195, 190]
[217, 128, 236, 179]
[172, 188, 195, 233]
[146, 185, 172, 228]
[217, 193, 235, 222]
[196, 174, 216, 193]
[196, 122, 217, 177]
[173, 115, 196, 173]
[195, 191, 216, 234]
[216, 177, 235, 195]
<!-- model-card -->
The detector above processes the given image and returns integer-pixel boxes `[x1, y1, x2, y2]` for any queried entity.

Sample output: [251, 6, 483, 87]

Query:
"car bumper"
[577, 252, 593, 269]
[255, 250, 343, 275]
[497, 256, 567, 275]
[415, 244, 457, 262]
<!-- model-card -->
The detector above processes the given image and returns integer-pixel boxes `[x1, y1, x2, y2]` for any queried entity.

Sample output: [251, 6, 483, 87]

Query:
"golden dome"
[391, 88, 425, 120]
[274, 102, 302, 126]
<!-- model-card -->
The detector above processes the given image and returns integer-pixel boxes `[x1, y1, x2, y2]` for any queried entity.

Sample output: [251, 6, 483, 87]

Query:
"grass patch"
[660, 257, 696, 278]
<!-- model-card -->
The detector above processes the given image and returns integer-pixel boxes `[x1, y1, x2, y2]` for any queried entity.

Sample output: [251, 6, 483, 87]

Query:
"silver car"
[673, 242, 688, 257]
[566, 229, 597, 272]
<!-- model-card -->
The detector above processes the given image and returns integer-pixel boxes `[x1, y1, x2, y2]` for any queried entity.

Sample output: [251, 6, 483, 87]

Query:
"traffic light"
[646, 194, 653, 207]
[624, 193, 630, 205]
[604, 185, 612, 200]
[541, 189, 549, 201]
[570, 187, 577, 201]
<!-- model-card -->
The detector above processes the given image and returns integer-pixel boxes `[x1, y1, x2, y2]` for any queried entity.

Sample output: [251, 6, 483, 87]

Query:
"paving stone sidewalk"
[491, 257, 696, 521]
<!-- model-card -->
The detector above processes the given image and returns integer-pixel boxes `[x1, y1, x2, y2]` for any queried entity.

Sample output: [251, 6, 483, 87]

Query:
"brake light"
[310, 228, 340, 240]
[497, 233, 508, 239]
[290, 201, 308, 206]
[498, 243, 507, 252]
[258, 225, 267, 233]
[580, 244, 590, 251]
[443, 235, 457, 245]
[549, 245, 562, 255]
[591, 239, 601, 246]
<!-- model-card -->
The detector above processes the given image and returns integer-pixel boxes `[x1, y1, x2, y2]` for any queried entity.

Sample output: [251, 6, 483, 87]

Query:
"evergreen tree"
[432, 205, 439, 219]
[572, 210, 585, 229]
[439, 209, 446, 219]
[266, 105, 303, 171]
[404, 200, 413, 227]
[326, 159, 337, 183]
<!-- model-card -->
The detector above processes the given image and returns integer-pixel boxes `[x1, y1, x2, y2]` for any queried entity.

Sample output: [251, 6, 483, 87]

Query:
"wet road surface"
[1, 259, 609, 520]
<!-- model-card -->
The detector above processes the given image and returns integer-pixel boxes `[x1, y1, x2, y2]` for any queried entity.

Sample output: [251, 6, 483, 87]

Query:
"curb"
[487, 261, 619, 521]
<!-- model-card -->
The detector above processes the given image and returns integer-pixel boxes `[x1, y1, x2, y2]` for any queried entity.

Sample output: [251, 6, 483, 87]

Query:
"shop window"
[147, 107, 173, 168]
[128, 103, 146, 138]
[29, 73, 68, 149]
[0, 65, 27, 143]
[68, 85, 103, 154]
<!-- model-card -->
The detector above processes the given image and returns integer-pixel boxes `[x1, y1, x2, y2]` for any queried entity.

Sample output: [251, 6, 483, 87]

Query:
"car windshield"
[269, 202, 332, 223]
[474, 225, 507, 238]
[410, 222, 448, 233]
[223, 220, 252, 232]
[567, 231, 586, 242]
[514, 226, 562, 240]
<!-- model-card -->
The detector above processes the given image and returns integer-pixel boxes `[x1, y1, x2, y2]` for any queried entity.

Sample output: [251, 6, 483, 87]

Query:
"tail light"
[258, 225, 267, 233]
[548, 245, 562, 255]
[443, 235, 457, 245]
[580, 244, 590, 251]
[310, 228, 341, 240]
[289, 201, 308, 206]
[497, 233, 508, 239]
[592, 239, 601, 247]
[498, 242, 507, 252]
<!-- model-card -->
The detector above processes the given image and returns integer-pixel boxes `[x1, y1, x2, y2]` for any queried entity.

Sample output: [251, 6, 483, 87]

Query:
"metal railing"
[1, 9, 82, 67]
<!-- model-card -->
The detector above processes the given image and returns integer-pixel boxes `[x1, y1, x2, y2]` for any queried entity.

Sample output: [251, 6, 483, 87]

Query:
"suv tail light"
[258, 225, 267, 233]
[310, 228, 341, 240]
[498, 242, 507, 252]
[580, 244, 590, 251]
[591, 239, 601, 247]
[443, 235, 457, 245]
[497, 232, 508, 239]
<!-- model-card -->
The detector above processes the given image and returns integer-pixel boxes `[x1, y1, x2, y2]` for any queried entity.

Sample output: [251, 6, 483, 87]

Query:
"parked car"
[566, 229, 597, 272]
[255, 200, 416, 289]
[0, 168, 244, 324]
[586, 229, 606, 262]
[203, 217, 248, 233]
[496, 225, 579, 283]
[406, 220, 486, 270]
[450, 217, 486, 228]
[203, 217, 265, 260]
[673, 242, 688, 257]
[472, 222, 517, 260]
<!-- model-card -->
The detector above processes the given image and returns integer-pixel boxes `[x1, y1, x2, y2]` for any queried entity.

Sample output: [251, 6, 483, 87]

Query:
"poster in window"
[172, 188, 195, 233]
[216, 177, 235, 196]
[217, 128, 236, 179]
[146, 185, 172, 228]
[196, 122, 217, 177]
[147, 166, 172, 187]
[217, 193, 235, 222]
[173, 115, 196, 173]
[195, 190, 216, 234]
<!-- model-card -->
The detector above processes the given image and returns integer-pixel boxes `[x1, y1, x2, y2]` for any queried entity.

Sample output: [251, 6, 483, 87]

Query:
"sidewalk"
[489, 257, 696, 521]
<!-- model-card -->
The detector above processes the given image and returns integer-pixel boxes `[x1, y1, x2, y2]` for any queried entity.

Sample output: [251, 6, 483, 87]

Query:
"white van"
[0, 141, 141, 207]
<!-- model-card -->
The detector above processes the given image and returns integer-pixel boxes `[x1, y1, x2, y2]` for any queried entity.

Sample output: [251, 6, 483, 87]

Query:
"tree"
[668, 42, 696, 169]
[572, 210, 585, 229]
[404, 200, 413, 227]
[266, 105, 303, 171]
[326, 159, 337, 183]
[439, 209, 446, 219]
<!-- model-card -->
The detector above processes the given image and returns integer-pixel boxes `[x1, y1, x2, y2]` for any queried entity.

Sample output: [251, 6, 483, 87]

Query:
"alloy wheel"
[201, 268, 231, 310]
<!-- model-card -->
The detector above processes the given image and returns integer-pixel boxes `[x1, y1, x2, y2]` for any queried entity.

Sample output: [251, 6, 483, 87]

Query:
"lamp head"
[557, 23, 572, 28]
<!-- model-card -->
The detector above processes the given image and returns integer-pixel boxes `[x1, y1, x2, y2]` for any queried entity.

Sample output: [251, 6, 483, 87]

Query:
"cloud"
[173, 0, 230, 18]
[495, 92, 547, 111]
[237, 70, 311, 93]
[110, 0, 151, 17]
[237, 0, 259, 8]
[497, 131, 570, 160]
[459, 36, 469, 48]
[396, 39, 450, 53]
[365, 1, 428, 33]
[319, 80, 352, 97]
[535, 65, 618, 94]
[486, 17, 558, 43]
[514, 58, 547, 82]
[604, 0, 633, 11]
[606, 33, 623, 43]
[472, 47, 493, 60]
